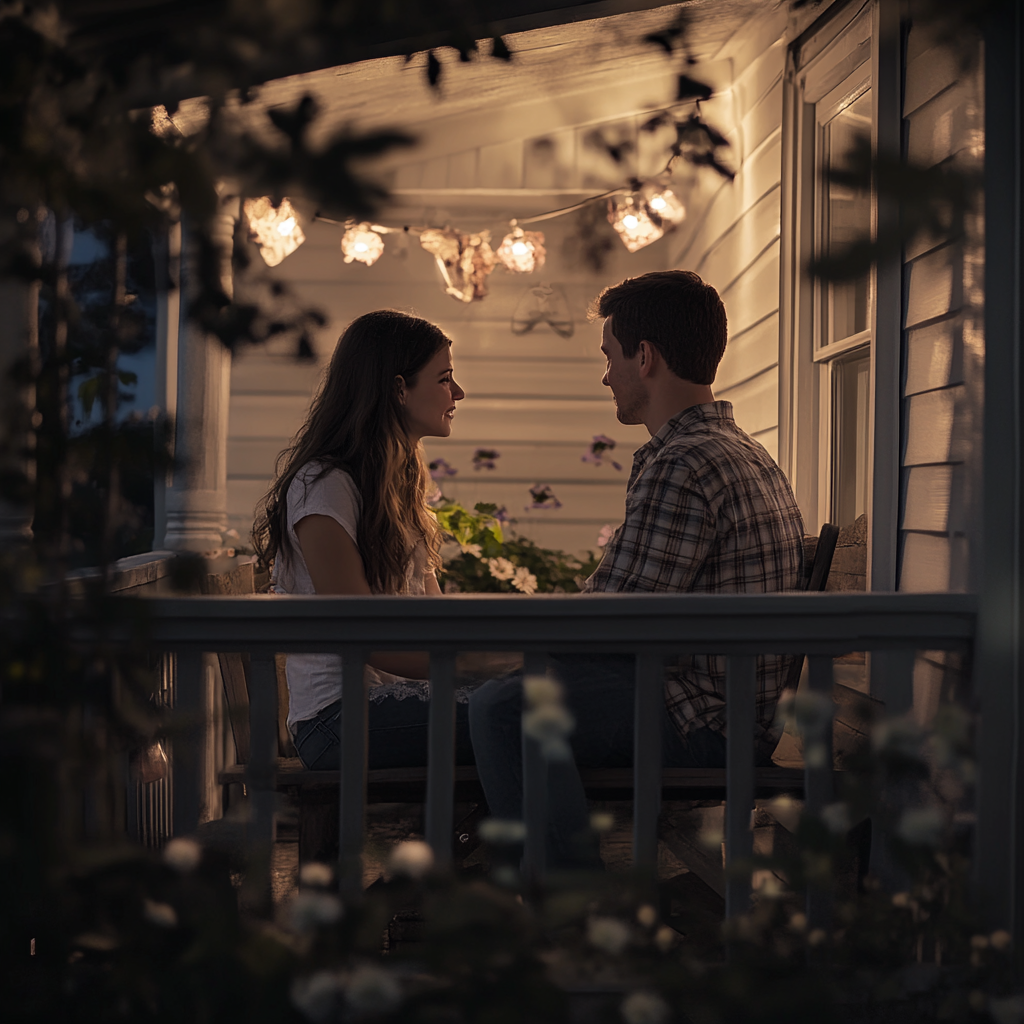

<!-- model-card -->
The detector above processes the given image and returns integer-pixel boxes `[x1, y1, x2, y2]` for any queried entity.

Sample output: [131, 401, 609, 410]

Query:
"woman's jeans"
[468, 653, 729, 870]
[293, 695, 476, 771]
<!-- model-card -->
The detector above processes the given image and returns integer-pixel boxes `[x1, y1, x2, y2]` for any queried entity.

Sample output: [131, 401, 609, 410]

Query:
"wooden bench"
[216, 523, 845, 863]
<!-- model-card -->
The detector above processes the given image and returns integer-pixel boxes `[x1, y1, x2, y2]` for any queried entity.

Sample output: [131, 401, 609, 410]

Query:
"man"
[468, 270, 805, 868]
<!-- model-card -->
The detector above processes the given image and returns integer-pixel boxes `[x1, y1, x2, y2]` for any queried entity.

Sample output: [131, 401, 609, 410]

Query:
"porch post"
[976, 0, 1023, 936]
[162, 190, 237, 553]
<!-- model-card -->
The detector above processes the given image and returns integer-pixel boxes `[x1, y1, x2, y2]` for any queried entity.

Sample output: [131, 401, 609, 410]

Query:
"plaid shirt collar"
[629, 401, 736, 486]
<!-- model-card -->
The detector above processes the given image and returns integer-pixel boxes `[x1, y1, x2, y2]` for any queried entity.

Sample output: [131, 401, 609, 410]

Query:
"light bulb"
[643, 186, 686, 227]
[607, 195, 664, 252]
[354, 242, 368, 252]
[511, 241, 529, 256]
[341, 223, 385, 266]
[648, 196, 666, 211]
[496, 225, 547, 274]
[243, 197, 305, 267]
[623, 214, 639, 229]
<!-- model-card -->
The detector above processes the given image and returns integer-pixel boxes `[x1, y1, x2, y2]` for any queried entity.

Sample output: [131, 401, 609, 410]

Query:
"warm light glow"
[608, 195, 664, 252]
[341, 223, 385, 266]
[643, 185, 687, 227]
[496, 225, 547, 274]
[244, 197, 305, 267]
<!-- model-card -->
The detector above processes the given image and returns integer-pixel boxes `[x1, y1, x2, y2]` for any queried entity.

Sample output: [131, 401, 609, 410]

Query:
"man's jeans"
[294, 695, 476, 771]
[468, 653, 728, 869]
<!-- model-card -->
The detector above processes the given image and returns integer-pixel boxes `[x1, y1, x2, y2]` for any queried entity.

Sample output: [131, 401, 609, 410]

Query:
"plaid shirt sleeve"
[582, 459, 714, 593]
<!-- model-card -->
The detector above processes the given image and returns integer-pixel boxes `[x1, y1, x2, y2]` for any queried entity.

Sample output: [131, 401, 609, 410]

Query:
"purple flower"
[428, 458, 458, 480]
[472, 448, 501, 471]
[582, 434, 624, 470]
[597, 524, 616, 548]
[526, 484, 563, 511]
[493, 505, 511, 523]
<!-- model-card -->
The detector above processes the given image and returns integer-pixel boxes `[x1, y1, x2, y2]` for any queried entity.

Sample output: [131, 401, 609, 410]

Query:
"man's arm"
[583, 460, 715, 593]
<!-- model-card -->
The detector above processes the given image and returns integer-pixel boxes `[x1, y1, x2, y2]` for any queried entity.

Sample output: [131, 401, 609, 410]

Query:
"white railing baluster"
[633, 652, 664, 875]
[246, 651, 278, 911]
[425, 650, 457, 868]
[339, 648, 367, 897]
[805, 654, 835, 929]
[522, 652, 548, 881]
[725, 655, 756, 918]
[171, 649, 203, 839]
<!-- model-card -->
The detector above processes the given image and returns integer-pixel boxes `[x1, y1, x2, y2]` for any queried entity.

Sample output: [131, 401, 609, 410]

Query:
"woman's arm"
[294, 514, 431, 680]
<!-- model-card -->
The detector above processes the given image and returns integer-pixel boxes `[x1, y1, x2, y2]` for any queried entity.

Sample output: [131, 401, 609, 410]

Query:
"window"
[782, 1, 876, 534]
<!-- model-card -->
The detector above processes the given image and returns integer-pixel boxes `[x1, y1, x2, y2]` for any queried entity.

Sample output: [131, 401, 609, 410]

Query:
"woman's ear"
[395, 374, 407, 405]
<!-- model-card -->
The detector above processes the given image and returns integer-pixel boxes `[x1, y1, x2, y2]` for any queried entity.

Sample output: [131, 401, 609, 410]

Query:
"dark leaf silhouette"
[677, 74, 713, 102]
[427, 49, 442, 88]
[490, 36, 512, 61]
[266, 95, 318, 146]
[640, 112, 672, 133]
[643, 30, 677, 55]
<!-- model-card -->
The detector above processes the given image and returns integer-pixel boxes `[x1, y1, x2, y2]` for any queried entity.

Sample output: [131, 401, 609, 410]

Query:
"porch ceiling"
[205, 0, 771, 163]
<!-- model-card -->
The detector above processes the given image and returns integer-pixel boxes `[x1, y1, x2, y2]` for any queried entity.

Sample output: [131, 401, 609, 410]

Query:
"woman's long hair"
[253, 310, 451, 593]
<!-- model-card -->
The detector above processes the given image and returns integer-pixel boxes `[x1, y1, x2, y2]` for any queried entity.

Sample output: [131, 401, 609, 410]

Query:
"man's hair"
[589, 270, 727, 385]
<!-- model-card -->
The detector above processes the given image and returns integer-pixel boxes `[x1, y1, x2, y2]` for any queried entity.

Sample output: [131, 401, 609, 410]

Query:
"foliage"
[431, 497, 601, 594]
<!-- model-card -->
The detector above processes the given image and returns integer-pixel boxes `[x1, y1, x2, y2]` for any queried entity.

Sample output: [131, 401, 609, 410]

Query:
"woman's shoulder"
[288, 461, 361, 510]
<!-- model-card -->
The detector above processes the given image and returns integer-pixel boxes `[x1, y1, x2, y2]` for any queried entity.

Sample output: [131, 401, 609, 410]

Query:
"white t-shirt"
[272, 462, 432, 729]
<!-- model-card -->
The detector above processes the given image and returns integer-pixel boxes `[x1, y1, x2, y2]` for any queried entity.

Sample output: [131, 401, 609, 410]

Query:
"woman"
[253, 309, 470, 771]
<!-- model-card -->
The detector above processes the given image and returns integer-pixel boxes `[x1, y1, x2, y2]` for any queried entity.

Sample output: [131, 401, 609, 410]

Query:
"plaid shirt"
[583, 402, 805, 752]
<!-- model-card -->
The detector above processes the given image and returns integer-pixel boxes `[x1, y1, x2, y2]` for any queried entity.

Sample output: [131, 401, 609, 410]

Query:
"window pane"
[824, 89, 872, 346]
[832, 349, 871, 527]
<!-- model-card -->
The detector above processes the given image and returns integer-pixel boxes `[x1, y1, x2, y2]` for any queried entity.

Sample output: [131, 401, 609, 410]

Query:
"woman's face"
[400, 345, 465, 440]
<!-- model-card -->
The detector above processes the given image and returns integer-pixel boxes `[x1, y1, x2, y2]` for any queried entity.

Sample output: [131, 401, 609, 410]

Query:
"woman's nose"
[452, 379, 466, 401]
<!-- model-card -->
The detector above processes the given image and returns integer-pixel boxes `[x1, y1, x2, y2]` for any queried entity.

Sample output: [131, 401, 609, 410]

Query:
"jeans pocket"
[295, 716, 340, 770]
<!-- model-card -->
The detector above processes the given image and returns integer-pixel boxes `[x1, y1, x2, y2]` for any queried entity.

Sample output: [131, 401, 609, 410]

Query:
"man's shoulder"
[653, 418, 775, 481]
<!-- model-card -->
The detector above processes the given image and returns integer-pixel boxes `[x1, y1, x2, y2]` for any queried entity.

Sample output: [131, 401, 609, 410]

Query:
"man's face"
[601, 319, 646, 425]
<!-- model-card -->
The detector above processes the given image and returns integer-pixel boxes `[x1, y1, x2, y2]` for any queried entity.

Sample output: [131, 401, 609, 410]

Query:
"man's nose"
[601, 370, 610, 387]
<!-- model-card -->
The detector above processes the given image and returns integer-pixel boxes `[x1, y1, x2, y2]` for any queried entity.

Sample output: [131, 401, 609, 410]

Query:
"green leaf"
[77, 376, 101, 417]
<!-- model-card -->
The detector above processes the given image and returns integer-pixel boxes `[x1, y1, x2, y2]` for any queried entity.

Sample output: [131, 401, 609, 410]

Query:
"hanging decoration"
[341, 222, 385, 266]
[495, 222, 546, 274]
[643, 183, 687, 228]
[244, 196, 305, 267]
[419, 228, 497, 303]
[607, 194, 664, 252]
[511, 283, 574, 338]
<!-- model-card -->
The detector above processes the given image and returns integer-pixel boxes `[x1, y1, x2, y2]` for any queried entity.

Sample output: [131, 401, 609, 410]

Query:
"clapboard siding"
[715, 313, 779, 392]
[897, 27, 983, 595]
[716, 367, 778, 438]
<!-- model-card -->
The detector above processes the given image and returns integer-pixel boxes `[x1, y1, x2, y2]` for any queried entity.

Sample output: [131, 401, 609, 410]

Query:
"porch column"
[163, 190, 237, 553]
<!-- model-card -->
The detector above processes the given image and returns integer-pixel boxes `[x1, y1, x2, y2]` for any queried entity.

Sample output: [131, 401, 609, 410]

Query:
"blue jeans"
[467, 654, 728, 869]
[293, 695, 476, 771]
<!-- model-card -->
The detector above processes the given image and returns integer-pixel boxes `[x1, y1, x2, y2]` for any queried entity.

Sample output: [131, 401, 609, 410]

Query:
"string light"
[607, 194, 664, 252]
[244, 196, 305, 267]
[341, 222, 385, 266]
[495, 223, 546, 274]
[643, 184, 687, 227]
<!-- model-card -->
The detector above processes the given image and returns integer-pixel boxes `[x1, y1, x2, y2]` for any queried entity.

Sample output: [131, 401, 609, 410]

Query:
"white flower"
[388, 839, 434, 879]
[897, 807, 945, 847]
[820, 802, 851, 834]
[487, 557, 516, 581]
[511, 566, 538, 594]
[524, 674, 563, 708]
[299, 861, 333, 888]
[522, 703, 576, 760]
[478, 818, 527, 844]
[989, 995, 1024, 1024]
[289, 891, 343, 933]
[345, 964, 402, 1014]
[587, 915, 631, 955]
[459, 542, 483, 557]
[291, 971, 344, 1024]
[143, 899, 177, 928]
[163, 837, 201, 872]
[621, 990, 670, 1024]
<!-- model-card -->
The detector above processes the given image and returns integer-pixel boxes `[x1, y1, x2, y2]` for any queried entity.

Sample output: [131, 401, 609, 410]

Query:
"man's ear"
[637, 340, 657, 379]
[395, 374, 407, 404]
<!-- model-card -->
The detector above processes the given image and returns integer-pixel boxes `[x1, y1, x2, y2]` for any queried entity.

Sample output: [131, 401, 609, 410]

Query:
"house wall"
[897, 24, 984, 594]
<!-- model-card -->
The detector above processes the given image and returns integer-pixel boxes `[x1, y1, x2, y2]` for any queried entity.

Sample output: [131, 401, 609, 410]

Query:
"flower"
[428, 458, 458, 480]
[493, 505, 510, 523]
[597, 524, 616, 548]
[299, 862, 333, 888]
[636, 904, 657, 928]
[163, 837, 202, 872]
[459, 542, 483, 557]
[526, 483, 562, 510]
[522, 703, 575, 759]
[654, 925, 675, 952]
[388, 839, 434, 879]
[479, 818, 527, 844]
[345, 964, 403, 1015]
[582, 434, 624, 470]
[291, 971, 344, 1024]
[524, 674, 563, 707]
[590, 811, 615, 833]
[621, 990, 670, 1024]
[289, 891, 343, 933]
[587, 915, 631, 955]
[143, 899, 177, 928]
[472, 447, 501, 470]
[511, 566, 538, 594]
[487, 557, 516, 581]
[896, 807, 945, 847]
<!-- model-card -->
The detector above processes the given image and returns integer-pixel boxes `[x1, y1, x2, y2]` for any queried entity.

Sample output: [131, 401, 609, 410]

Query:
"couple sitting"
[252, 269, 805, 869]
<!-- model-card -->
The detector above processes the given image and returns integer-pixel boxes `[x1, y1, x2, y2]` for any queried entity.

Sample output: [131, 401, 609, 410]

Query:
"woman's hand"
[295, 513, 431, 679]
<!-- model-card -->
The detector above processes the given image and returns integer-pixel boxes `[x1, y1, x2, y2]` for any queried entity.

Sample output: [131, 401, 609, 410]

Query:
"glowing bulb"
[648, 196, 666, 211]
[244, 197, 305, 267]
[496, 225, 547, 274]
[623, 214, 639, 229]
[607, 195, 664, 252]
[341, 223, 385, 266]
[643, 186, 686, 227]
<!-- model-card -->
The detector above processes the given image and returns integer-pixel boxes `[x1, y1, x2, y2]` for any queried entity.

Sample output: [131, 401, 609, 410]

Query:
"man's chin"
[614, 406, 642, 426]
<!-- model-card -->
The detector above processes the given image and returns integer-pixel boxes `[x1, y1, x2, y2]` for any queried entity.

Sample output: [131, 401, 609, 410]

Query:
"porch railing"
[131, 591, 977, 914]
